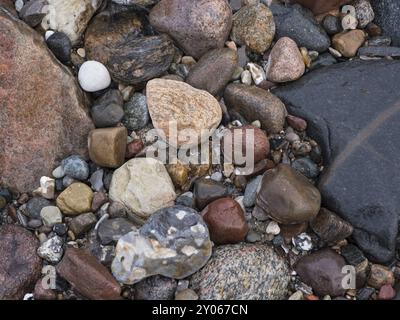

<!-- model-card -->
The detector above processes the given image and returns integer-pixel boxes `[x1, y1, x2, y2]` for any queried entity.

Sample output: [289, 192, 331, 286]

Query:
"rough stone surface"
[111, 205, 212, 284]
[295, 249, 346, 297]
[57, 247, 121, 300]
[133, 275, 177, 300]
[97, 217, 137, 245]
[37, 235, 64, 263]
[270, 3, 331, 52]
[256, 164, 321, 224]
[0, 225, 42, 299]
[371, 0, 400, 46]
[149, 0, 232, 59]
[266, 37, 305, 83]
[230, 3, 275, 54]
[26, 197, 52, 219]
[0, 9, 93, 192]
[190, 243, 290, 300]
[146, 79, 222, 147]
[122, 93, 149, 131]
[273, 60, 400, 263]
[109, 158, 176, 220]
[186, 48, 238, 96]
[224, 84, 287, 133]
[69, 212, 97, 237]
[85, 8, 175, 85]
[56, 183, 94, 215]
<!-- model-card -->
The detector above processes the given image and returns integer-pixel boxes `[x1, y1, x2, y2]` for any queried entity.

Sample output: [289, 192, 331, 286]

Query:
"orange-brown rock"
[332, 30, 366, 58]
[0, 9, 93, 192]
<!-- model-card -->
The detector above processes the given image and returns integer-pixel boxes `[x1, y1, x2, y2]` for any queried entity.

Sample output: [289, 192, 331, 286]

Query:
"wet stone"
[97, 217, 137, 245]
[122, 93, 150, 131]
[26, 197, 51, 219]
[193, 178, 229, 211]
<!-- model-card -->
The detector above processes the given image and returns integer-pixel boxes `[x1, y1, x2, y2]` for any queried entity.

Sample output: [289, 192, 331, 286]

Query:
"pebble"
[243, 175, 262, 207]
[266, 221, 280, 235]
[46, 32, 72, 64]
[367, 264, 395, 289]
[247, 63, 266, 85]
[19, 0, 47, 27]
[111, 205, 212, 284]
[37, 236, 64, 263]
[295, 249, 346, 297]
[35, 176, 55, 200]
[0, 196, 7, 210]
[122, 93, 150, 131]
[193, 178, 229, 211]
[256, 164, 321, 224]
[286, 132, 300, 143]
[53, 223, 68, 237]
[91, 90, 124, 128]
[201, 197, 248, 244]
[109, 158, 176, 221]
[341, 14, 358, 31]
[266, 37, 305, 83]
[186, 48, 238, 96]
[175, 288, 199, 300]
[322, 14, 342, 35]
[88, 127, 127, 168]
[33, 278, 57, 300]
[286, 115, 307, 131]
[246, 230, 262, 243]
[332, 30, 366, 58]
[68, 212, 97, 237]
[292, 232, 313, 251]
[27, 219, 42, 229]
[90, 169, 104, 192]
[292, 157, 319, 179]
[57, 247, 121, 300]
[52, 166, 65, 179]
[210, 172, 223, 182]
[356, 287, 375, 300]
[78, 61, 111, 92]
[190, 243, 290, 299]
[61, 155, 89, 181]
[62, 176, 77, 188]
[134, 276, 177, 300]
[126, 139, 144, 159]
[353, 0, 375, 28]
[310, 208, 353, 244]
[231, 3, 275, 54]
[378, 284, 396, 300]
[358, 46, 400, 58]
[97, 218, 137, 245]
[240, 70, 252, 85]
[40, 206, 63, 227]
[176, 192, 195, 208]
[149, 0, 232, 59]
[366, 36, 392, 47]
[56, 183, 94, 216]
[26, 197, 51, 219]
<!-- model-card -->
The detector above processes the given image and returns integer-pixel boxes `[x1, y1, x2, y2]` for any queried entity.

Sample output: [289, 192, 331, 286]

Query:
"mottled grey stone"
[97, 217, 137, 245]
[243, 175, 262, 208]
[371, 0, 400, 46]
[61, 155, 89, 181]
[122, 93, 149, 131]
[133, 275, 177, 300]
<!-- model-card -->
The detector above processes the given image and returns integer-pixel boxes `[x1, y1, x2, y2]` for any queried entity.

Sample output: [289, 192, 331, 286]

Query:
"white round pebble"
[210, 172, 223, 182]
[78, 60, 111, 92]
[77, 48, 86, 58]
[266, 221, 281, 235]
[45, 30, 55, 41]
[15, 0, 24, 12]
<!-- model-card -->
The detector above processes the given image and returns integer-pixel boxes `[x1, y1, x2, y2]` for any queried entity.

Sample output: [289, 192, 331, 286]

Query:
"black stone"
[19, 0, 46, 27]
[341, 244, 367, 266]
[273, 60, 400, 263]
[270, 3, 330, 53]
[0, 188, 12, 203]
[371, 0, 400, 46]
[193, 178, 229, 211]
[91, 90, 124, 128]
[46, 32, 72, 64]
[356, 287, 375, 300]
[322, 14, 342, 35]
[309, 53, 337, 71]
[292, 157, 319, 179]
[53, 223, 68, 236]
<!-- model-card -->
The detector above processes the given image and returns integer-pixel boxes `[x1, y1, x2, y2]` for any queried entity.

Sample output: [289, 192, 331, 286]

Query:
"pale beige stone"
[332, 30, 365, 58]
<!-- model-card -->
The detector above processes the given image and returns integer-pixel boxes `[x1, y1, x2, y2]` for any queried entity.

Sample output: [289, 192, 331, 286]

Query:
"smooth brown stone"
[186, 48, 238, 96]
[68, 212, 97, 237]
[56, 247, 121, 300]
[224, 83, 287, 134]
[56, 183, 93, 215]
[88, 127, 127, 168]
[222, 125, 270, 165]
[0, 225, 42, 299]
[0, 9, 93, 192]
[295, 248, 346, 297]
[149, 0, 232, 59]
[167, 162, 189, 189]
[289, 0, 351, 15]
[193, 178, 229, 210]
[367, 264, 395, 289]
[126, 139, 144, 159]
[286, 115, 307, 131]
[256, 164, 321, 224]
[332, 30, 366, 58]
[33, 279, 57, 300]
[201, 197, 248, 244]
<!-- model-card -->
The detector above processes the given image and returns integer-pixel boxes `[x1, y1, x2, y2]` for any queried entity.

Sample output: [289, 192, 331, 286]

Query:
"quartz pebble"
[37, 236, 64, 263]
[40, 206, 63, 227]
[78, 61, 111, 92]
[247, 63, 266, 85]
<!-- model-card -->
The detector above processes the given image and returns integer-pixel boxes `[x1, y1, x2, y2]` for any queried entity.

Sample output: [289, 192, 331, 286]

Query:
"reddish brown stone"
[126, 139, 144, 159]
[290, 0, 351, 15]
[0, 11, 94, 192]
[33, 278, 57, 300]
[201, 197, 248, 244]
[0, 225, 42, 299]
[367, 264, 395, 289]
[91, 192, 108, 212]
[378, 284, 396, 300]
[56, 247, 121, 300]
[286, 115, 307, 131]
[223, 125, 270, 166]
[243, 159, 276, 178]
[0, 0, 17, 16]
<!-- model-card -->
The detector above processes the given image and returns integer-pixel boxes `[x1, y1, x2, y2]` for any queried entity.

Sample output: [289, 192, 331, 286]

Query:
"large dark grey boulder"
[273, 60, 400, 264]
[371, 0, 400, 46]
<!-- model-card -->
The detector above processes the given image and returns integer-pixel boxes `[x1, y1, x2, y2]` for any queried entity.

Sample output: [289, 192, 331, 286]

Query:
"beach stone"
[37, 235, 64, 263]
[371, 0, 400, 46]
[149, 0, 232, 59]
[78, 60, 111, 92]
[146, 79, 222, 147]
[230, 3, 275, 54]
[61, 155, 89, 181]
[97, 218, 137, 245]
[85, 8, 175, 85]
[358, 46, 400, 58]
[109, 158, 176, 220]
[367, 264, 395, 289]
[201, 197, 248, 244]
[175, 288, 199, 300]
[56, 183, 93, 215]
[46, 32, 72, 64]
[111, 205, 212, 284]
[166, 162, 190, 189]
[290, 0, 351, 15]
[0, 9, 94, 193]
[26, 197, 51, 219]
[186, 48, 238, 96]
[19, 0, 46, 27]
[266, 37, 305, 83]
[40, 0, 103, 44]
[122, 93, 149, 131]
[88, 127, 127, 168]
[322, 14, 342, 35]
[112, 0, 159, 5]
[40, 206, 63, 227]
[273, 60, 400, 263]
[133, 276, 177, 300]
[332, 30, 365, 57]
[193, 178, 229, 211]
[353, 0, 375, 28]
[256, 164, 321, 224]
[126, 139, 144, 159]
[243, 175, 262, 207]
[33, 278, 56, 300]
[295, 249, 346, 297]
[91, 90, 124, 128]
[0, 225, 42, 299]
[90, 169, 104, 192]
[57, 247, 121, 300]
[224, 84, 287, 133]
[270, 3, 331, 52]
[378, 284, 396, 300]
[291, 157, 319, 179]
[190, 243, 290, 299]
[68, 212, 97, 237]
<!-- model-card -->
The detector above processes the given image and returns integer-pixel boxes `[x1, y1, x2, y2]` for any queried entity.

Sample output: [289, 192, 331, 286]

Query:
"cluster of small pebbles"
[0, 0, 400, 301]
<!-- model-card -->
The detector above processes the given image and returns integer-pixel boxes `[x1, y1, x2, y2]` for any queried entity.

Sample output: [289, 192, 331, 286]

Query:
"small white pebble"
[210, 172, 223, 182]
[241, 70, 252, 86]
[77, 48, 86, 58]
[15, 0, 24, 12]
[251, 120, 261, 128]
[329, 47, 342, 58]
[45, 30, 55, 41]
[266, 221, 281, 235]
[78, 60, 111, 92]
[247, 62, 266, 85]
